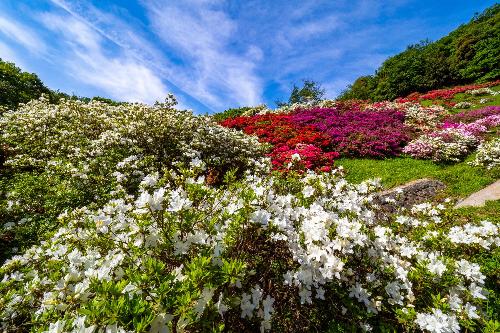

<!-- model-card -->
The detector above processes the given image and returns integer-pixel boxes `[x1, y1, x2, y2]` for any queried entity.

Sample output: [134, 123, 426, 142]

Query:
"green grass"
[336, 155, 499, 198]
[339, 87, 500, 198]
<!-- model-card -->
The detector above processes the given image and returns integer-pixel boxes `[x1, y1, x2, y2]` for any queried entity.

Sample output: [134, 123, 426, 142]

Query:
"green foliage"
[340, 4, 500, 100]
[211, 106, 254, 122]
[338, 76, 375, 101]
[0, 59, 52, 110]
[278, 79, 325, 106]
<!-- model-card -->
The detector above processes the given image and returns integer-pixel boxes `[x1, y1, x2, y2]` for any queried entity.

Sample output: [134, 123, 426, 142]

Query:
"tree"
[289, 79, 325, 104]
[339, 4, 500, 100]
[338, 76, 375, 100]
[277, 79, 325, 106]
[0, 58, 52, 110]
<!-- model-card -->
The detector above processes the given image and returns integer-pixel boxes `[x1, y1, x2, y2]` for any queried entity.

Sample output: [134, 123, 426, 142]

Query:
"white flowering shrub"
[0, 96, 265, 261]
[0, 96, 264, 173]
[466, 88, 500, 96]
[399, 103, 446, 132]
[470, 138, 500, 170]
[1, 162, 498, 332]
[0, 94, 499, 332]
[454, 102, 473, 109]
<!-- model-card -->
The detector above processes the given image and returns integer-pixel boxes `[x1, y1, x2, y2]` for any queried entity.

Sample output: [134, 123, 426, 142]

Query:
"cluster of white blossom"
[415, 309, 460, 333]
[1, 155, 497, 331]
[466, 88, 499, 96]
[447, 220, 499, 249]
[454, 102, 473, 109]
[470, 138, 500, 170]
[0, 96, 264, 176]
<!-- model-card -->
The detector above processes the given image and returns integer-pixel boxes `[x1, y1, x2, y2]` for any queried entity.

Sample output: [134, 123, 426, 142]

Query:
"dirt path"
[455, 180, 500, 208]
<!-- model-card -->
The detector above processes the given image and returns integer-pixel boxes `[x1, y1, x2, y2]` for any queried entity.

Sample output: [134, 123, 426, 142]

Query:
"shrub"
[470, 138, 500, 169]
[1, 165, 497, 332]
[403, 128, 479, 162]
[444, 106, 500, 124]
[220, 114, 336, 171]
[0, 96, 264, 174]
[269, 144, 339, 173]
[292, 108, 412, 158]
[0, 96, 265, 261]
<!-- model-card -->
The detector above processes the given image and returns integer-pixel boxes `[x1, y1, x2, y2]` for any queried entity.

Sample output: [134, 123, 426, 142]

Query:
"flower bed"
[221, 107, 413, 167]
[292, 108, 412, 157]
[404, 112, 500, 162]
[444, 106, 500, 124]
[1, 93, 499, 332]
[397, 80, 500, 102]
[1, 162, 497, 332]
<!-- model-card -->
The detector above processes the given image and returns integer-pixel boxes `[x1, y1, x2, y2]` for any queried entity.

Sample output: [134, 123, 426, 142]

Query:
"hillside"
[1, 6, 500, 333]
[339, 4, 500, 101]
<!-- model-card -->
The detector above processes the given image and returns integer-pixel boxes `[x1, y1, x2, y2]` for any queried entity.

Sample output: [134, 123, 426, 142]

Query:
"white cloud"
[288, 14, 342, 40]
[39, 13, 168, 104]
[0, 15, 46, 54]
[144, 0, 263, 109]
[46, 0, 263, 111]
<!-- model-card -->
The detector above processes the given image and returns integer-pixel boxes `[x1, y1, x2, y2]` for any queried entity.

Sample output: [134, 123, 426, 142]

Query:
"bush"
[403, 128, 479, 162]
[0, 96, 265, 261]
[470, 138, 500, 170]
[292, 108, 412, 158]
[0, 96, 264, 174]
[444, 106, 500, 124]
[1, 164, 498, 332]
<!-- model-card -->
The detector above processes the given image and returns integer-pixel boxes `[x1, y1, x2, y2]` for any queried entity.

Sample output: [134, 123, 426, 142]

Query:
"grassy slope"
[337, 85, 500, 199]
[337, 156, 499, 198]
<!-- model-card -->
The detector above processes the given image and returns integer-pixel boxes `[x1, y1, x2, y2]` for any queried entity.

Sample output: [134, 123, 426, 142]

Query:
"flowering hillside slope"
[0, 84, 499, 333]
[219, 90, 500, 169]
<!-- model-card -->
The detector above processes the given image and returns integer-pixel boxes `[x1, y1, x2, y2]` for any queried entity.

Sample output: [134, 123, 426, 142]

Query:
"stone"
[455, 180, 500, 208]
[374, 178, 446, 217]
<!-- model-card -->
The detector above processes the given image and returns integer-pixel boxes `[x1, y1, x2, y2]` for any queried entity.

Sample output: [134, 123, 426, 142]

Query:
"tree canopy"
[339, 4, 500, 101]
[0, 59, 52, 110]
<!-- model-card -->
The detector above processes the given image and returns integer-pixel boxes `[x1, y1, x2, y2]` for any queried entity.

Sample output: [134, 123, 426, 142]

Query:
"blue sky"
[0, 0, 497, 113]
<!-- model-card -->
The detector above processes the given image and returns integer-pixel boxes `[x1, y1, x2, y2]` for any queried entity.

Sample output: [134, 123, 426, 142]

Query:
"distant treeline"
[339, 4, 500, 101]
[0, 59, 121, 111]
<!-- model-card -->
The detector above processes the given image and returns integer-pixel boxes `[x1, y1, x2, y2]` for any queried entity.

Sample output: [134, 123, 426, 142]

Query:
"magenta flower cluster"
[292, 108, 412, 158]
[404, 107, 500, 162]
[444, 106, 500, 124]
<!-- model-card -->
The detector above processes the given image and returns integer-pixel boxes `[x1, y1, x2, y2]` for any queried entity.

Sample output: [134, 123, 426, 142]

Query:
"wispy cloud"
[0, 15, 46, 54]
[39, 12, 168, 103]
[143, 0, 263, 109]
